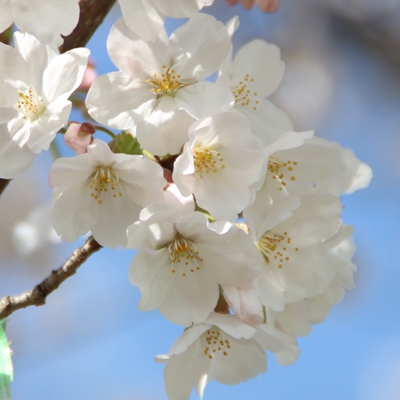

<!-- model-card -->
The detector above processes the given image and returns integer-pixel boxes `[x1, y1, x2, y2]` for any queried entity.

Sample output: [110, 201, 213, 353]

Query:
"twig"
[0, 236, 102, 319]
[59, 0, 117, 53]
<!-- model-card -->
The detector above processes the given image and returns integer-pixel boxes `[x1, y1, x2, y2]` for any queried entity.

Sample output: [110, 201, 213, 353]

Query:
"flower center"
[147, 66, 189, 97]
[202, 327, 231, 359]
[257, 231, 298, 269]
[168, 236, 203, 276]
[268, 157, 298, 191]
[192, 148, 225, 179]
[89, 166, 122, 205]
[232, 73, 259, 111]
[15, 86, 45, 121]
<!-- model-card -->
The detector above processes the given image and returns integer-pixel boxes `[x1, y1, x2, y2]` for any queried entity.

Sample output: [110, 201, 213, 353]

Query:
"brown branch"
[0, 179, 10, 197]
[0, 236, 102, 319]
[60, 0, 117, 53]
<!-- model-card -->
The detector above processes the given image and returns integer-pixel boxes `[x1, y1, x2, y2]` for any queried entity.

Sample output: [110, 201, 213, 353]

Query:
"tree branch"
[59, 0, 117, 53]
[0, 236, 102, 319]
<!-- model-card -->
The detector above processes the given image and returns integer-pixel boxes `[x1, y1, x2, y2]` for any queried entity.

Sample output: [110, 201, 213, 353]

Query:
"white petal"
[170, 14, 231, 81]
[175, 82, 234, 119]
[0, 122, 35, 179]
[27, 100, 71, 153]
[11, 0, 79, 47]
[86, 72, 155, 129]
[0, 0, 13, 32]
[117, 0, 165, 42]
[153, 0, 214, 18]
[232, 40, 285, 98]
[107, 18, 169, 79]
[136, 96, 193, 156]
[42, 48, 90, 103]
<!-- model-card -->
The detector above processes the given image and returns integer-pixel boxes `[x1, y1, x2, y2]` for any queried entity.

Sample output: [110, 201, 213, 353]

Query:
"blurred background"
[1, 0, 399, 398]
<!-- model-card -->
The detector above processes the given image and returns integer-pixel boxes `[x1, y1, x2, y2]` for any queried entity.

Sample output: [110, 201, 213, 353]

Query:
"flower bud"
[64, 122, 95, 155]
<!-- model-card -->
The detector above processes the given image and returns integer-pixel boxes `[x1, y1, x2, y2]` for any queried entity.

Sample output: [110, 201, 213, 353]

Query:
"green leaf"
[109, 132, 142, 155]
[0, 320, 13, 400]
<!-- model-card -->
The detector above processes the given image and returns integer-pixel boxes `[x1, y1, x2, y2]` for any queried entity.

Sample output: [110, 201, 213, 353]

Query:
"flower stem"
[93, 125, 116, 138]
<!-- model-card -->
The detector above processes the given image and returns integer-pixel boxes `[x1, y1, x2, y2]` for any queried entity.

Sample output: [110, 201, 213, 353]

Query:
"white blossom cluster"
[0, 1, 372, 399]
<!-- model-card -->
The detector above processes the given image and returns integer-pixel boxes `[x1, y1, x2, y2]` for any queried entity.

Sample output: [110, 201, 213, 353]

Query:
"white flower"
[12, 204, 61, 256]
[263, 131, 351, 199]
[244, 193, 341, 311]
[0, 0, 79, 47]
[86, 14, 233, 156]
[156, 313, 272, 400]
[118, 0, 214, 41]
[218, 38, 292, 145]
[127, 202, 260, 326]
[173, 111, 266, 221]
[0, 32, 89, 179]
[49, 139, 166, 248]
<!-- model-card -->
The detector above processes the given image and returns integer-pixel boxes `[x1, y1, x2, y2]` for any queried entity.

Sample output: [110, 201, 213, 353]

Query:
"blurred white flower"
[0, 0, 79, 47]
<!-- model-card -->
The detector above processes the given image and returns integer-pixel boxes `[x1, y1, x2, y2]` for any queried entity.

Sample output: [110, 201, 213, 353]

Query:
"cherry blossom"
[173, 111, 265, 221]
[127, 202, 260, 326]
[86, 14, 233, 156]
[50, 139, 166, 248]
[0, 32, 89, 179]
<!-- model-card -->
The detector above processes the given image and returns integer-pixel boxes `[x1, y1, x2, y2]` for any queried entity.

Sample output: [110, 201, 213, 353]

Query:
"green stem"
[50, 141, 61, 160]
[93, 125, 116, 138]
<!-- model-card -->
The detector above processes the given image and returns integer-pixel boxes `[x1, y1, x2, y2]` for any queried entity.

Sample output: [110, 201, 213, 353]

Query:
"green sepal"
[0, 320, 13, 400]
[109, 131, 142, 155]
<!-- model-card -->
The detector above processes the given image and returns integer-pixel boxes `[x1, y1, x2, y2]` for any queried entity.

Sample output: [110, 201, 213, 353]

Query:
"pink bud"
[64, 122, 95, 155]
[256, 0, 279, 12]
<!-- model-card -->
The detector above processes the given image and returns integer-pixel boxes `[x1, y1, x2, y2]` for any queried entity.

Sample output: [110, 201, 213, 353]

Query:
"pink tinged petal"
[0, 0, 13, 32]
[51, 179, 97, 242]
[232, 40, 285, 99]
[108, 18, 169, 80]
[153, 0, 214, 18]
[239, 100, 294, 146]
[86, 72, 155, 129]
[175, 82, 234, 119]
[117, 0, 165, 42]
[26, 100, 71, 154]
[42, 48, 90, 104]
[130, 249, 174, 310]
[64, 122, 95, 155]
[136, 96, 193, 156]
[169, 14, 231, 81]
[164, 339, 211, 400]
[13, 32, 59, 89]
[0, 122, 35, 178]
[11, 0, 80, 47]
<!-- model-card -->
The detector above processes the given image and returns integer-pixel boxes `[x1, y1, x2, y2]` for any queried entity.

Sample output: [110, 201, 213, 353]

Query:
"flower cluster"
[0, 2, 372, 400]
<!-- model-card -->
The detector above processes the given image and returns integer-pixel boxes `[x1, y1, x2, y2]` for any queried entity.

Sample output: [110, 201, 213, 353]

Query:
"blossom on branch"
[50, 139, 166, 248]
[0, 32, 89, 179]
[86, 14, 233, 156]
